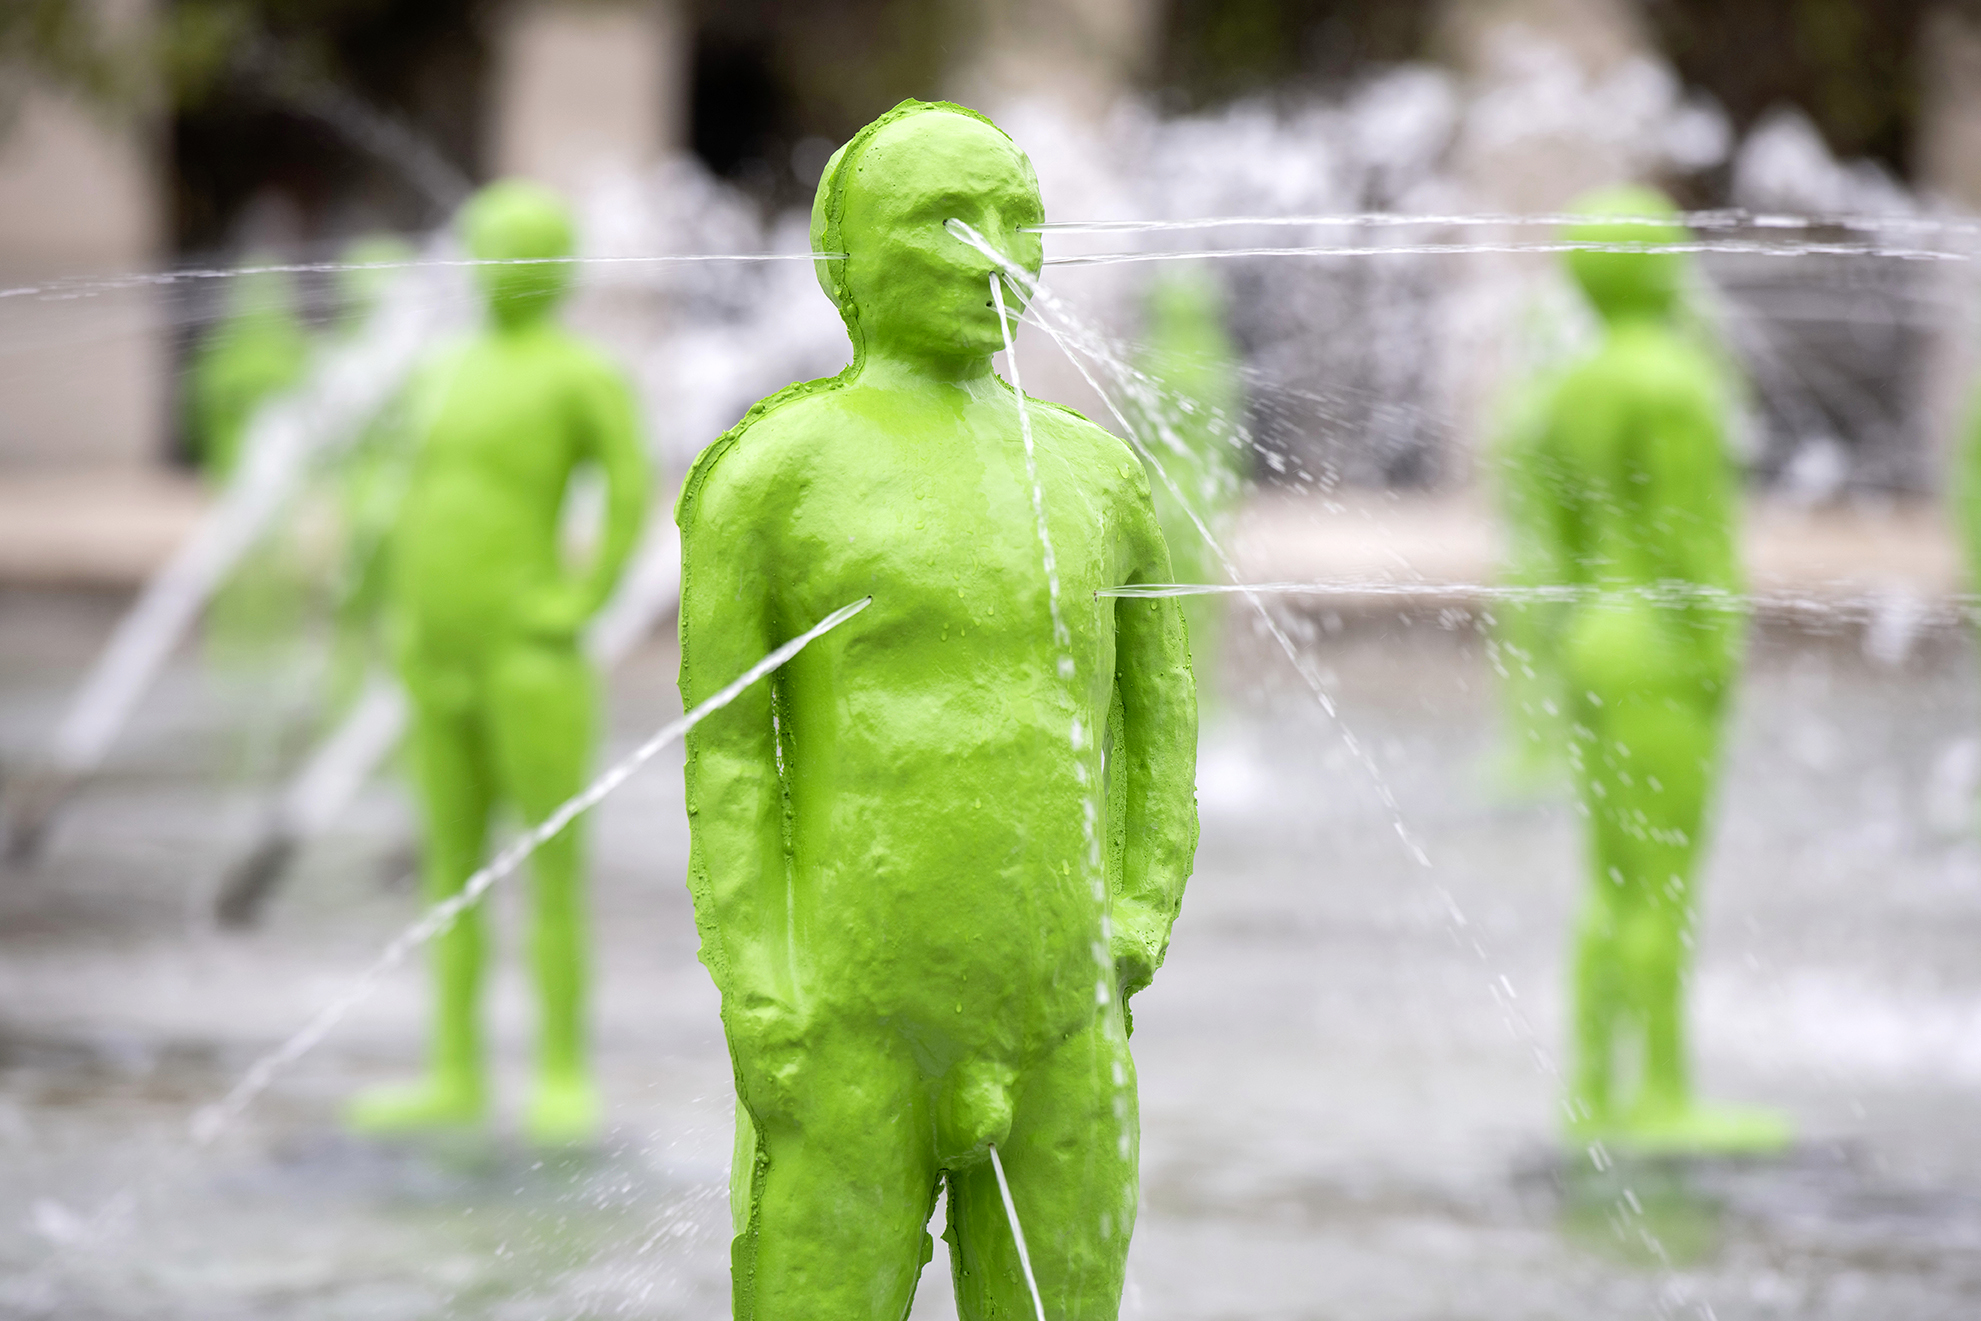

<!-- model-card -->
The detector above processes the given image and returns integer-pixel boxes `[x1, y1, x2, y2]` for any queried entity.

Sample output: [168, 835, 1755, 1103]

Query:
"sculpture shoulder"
[539, 329, 633, 396]
[675, 371, 851, 529]
[1566, 329, 1719, 417]
[1032, 396, 1150, 494]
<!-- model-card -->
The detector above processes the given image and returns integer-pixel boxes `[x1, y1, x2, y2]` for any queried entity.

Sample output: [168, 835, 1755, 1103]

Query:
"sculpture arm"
[1955, 390, 1981, 597]
[575, 365, 652, 619]
[1110, 484, 1201, 1004]
[1642, 379, 1743, 684]
[676, 445, 804, 1113]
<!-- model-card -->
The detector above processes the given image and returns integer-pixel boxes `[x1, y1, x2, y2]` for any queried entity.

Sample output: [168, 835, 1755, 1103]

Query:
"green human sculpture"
[347, 180, 649, 1144]
[189, 259, 317, 675]
[1538, 186, 1786, 1153]
[188, 258, 311, 481]
[676, 100, 1198, 1319]
[1129, 268, 1246, 701]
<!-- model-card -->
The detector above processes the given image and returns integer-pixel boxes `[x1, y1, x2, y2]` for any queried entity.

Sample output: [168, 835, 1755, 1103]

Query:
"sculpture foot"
[1610, 1101, 1792, 1156]
[524, 1074, 600, 1146]
[346, 1075, 486, 1136]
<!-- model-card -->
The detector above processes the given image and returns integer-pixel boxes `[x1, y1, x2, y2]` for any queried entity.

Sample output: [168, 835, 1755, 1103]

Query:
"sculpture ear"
[808, 142, 853, 308]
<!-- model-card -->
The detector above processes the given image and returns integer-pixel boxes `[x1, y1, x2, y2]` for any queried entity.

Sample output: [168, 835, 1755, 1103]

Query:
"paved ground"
[2, 583, 1980, 1319]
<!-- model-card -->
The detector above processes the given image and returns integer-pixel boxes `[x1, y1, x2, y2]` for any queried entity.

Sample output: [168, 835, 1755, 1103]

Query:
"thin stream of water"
[1042, 238, 1966, 268]
[942, 216, 1761, 1312]
[990, 274, 1074, 666]
[988, 1144, 1048, 1321]
[11, 206, 1972, 306]
[1032, 207, 1981, 239]
[0, 252, 849, 304]
[1103, 580, 1977, 626]
[190, 594, 871, 1144]
[953, 219, 1435, 868]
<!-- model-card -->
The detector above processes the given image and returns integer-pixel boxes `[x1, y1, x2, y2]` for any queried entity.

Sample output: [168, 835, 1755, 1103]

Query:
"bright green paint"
[677, 100, 1198, 1319]
[1537, 186, 1787, 1154]
[188, 257, 311, 481]
[347, 180, 649, 1145]
[188, 258, 315, 671]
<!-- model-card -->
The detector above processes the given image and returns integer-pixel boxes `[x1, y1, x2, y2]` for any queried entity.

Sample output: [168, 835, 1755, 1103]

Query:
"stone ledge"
[0, 468, 207, 589]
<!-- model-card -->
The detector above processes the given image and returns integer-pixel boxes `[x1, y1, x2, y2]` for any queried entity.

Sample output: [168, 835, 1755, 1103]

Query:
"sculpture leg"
[1568, 870, 1626, 1132]
[1567, 614, 1786, 1153]
[347, 690, 493, 1132]
[946, 1015, 1138, 1321]
[488, 639, 599, 1144]
[733, 1026, 940, 1320]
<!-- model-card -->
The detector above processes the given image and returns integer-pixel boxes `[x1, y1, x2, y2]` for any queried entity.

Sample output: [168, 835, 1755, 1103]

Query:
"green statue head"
[460, 179, 576, 328]
[809, 99, 1044, 372]
[1562, 184, 1687, 325]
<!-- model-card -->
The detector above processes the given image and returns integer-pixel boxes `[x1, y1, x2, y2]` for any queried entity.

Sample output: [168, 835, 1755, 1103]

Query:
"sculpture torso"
[690, 373, 1159, 1066]
[393, 325, 614, 663]
[1539, 318, 1740, 689]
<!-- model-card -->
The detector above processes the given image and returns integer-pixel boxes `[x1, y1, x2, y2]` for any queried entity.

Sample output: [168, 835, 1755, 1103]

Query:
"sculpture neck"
[1602, 306, 1672, 334]
[855, 346, 997, 391]
[487, 302, 559, 335]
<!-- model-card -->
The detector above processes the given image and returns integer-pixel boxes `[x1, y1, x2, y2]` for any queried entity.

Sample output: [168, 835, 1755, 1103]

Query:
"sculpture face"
[461, 179, 575, 327]
[1563, 183, 1685, 325]
[827, 110, 1045, 366]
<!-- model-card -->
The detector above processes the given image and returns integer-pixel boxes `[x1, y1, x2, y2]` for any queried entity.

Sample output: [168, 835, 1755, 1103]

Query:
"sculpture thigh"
[1563, 602, 1722, 1097]
[731, 1012, 1137, 1321]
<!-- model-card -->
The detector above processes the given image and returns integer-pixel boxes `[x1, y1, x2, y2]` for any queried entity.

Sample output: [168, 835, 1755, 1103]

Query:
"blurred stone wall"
[0, 0, 164, 470]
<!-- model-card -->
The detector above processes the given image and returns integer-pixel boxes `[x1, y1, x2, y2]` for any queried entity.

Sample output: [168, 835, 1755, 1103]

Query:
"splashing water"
[989, 1144, 1048, 1321]
[190, 595, 871, 1145]
[952, 218, 1433, 868]
[2, 240, 464, 863]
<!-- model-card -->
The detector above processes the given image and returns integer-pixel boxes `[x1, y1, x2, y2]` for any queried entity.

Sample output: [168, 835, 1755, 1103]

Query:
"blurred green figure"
[326, 234, 418, 713]
[1486, 331, 1575, 794]
[187, 258, 317, 733]
[187, 258, 311, 481]
[1535, 186, 1786, 1153]
[347, 181, 649, 1144]
[1129, 268, 1246, 698]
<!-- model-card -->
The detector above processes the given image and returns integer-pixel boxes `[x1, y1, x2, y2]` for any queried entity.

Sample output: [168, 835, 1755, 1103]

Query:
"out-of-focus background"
[6, 2, 1981, 1318]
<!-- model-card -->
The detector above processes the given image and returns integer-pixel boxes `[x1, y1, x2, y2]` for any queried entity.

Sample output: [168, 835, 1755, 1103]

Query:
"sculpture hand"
[1109, 907, 1167, 1002]
[723, 993, 811, 1121]
[517, 581, 590, 642]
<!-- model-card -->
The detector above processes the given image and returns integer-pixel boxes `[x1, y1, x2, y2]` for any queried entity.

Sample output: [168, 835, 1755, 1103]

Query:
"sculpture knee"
[1618, 905, 1685, 1002]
